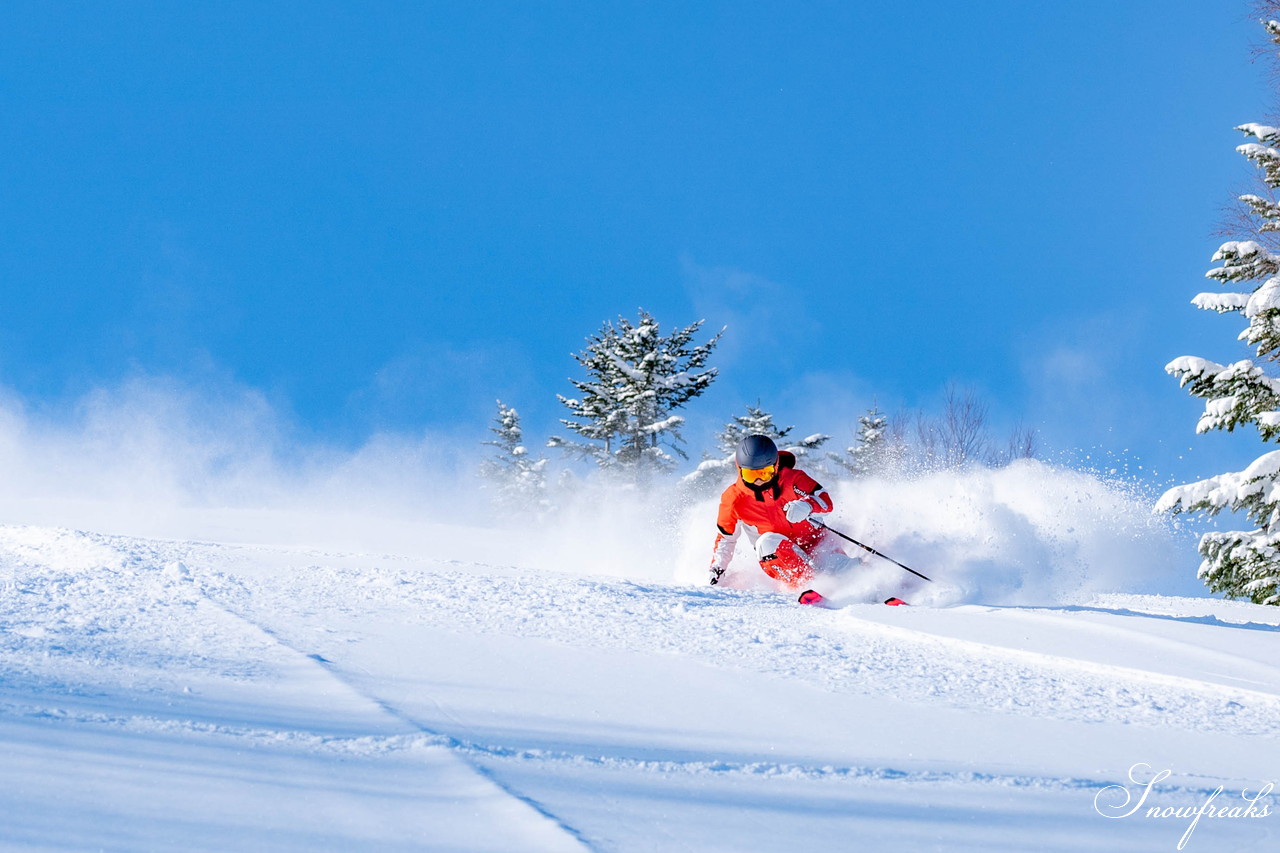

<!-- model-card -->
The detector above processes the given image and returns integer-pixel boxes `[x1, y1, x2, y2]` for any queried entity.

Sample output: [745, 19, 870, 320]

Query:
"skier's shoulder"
[777, 451, 820, 485]
[716, 480, 747, 531]
[780, 461, 820, 492]
[718, 479, 745, 507]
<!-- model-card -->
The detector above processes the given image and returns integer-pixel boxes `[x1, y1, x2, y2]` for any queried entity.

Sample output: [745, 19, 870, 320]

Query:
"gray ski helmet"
[735, 434, 779, 470]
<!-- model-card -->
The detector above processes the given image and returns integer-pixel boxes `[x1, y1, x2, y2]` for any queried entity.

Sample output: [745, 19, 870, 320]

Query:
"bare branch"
[942, 384, 989, 466]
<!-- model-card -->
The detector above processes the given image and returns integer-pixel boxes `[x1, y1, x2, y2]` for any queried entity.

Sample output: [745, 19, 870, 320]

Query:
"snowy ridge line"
[1058, 603, 1280, 632]
[0, 697, 1239, 802]
[457, 741, 1239, 800]
[838, 613, 1280, 707]
[0, 699, 454, 753]
[107, 530, 522, 576]
[0, 524, 505, 580]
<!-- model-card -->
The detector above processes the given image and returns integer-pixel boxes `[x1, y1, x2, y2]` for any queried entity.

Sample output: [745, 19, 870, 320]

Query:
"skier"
[708, 434, 839, 602]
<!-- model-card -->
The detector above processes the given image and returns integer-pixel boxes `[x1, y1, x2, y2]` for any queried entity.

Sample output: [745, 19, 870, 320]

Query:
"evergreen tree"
[1159, 22, 1280, 605]
[715, 403, 786, 456]
[716, 402, 829, 459]
[682, 403, 829, 492]
[479, 401, 548, 512]
[550, 310, 721, 479]
[830, 406, 889, 477]
[787, 432, 831, 463]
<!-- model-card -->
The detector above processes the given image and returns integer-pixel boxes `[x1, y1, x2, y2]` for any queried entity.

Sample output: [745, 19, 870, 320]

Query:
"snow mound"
[667, 460, 1190, 607]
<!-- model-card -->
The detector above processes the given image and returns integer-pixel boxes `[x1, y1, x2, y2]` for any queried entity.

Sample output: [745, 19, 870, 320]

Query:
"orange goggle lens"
[740, 463, 777, 482]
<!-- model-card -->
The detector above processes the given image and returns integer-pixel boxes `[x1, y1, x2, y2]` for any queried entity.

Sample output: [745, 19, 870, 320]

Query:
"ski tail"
[798, 589, 825, 606]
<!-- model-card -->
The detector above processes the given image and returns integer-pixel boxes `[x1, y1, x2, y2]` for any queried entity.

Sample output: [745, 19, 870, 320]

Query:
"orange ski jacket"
[709, 451, 833, 570]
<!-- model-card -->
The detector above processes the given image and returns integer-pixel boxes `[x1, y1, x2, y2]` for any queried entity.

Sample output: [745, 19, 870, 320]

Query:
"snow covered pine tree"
[480, 400, 549, 513]
[1159, 28, 1280, 606]
[829, 406, 890, 478]
[715, 403, 830, 463]
[549, 310, 721, 482]
[682, 403, 829, 492]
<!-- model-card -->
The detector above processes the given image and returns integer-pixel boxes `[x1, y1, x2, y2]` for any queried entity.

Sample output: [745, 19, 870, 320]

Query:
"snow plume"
[0, 377, 1194, 606]
[0, 375, 682, 576]
[0, 377, 489, 554]
[672, 460, 1198, 607]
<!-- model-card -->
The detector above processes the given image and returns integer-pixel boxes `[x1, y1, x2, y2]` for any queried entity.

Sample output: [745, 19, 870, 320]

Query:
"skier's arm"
[784, 479, 834, 524]
[709, 495, 740, 585]
[709, 525, 738, 584]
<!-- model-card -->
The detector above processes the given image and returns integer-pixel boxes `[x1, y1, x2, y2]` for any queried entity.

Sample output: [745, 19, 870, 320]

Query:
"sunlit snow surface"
[1, 463, 1277, 851]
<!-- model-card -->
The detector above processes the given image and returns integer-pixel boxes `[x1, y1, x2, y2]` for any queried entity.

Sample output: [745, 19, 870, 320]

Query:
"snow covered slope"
[1, 522, 1276, 852]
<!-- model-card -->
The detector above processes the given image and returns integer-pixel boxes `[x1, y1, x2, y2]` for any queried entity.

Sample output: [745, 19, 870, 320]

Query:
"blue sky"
[0, 1, 1272, 485]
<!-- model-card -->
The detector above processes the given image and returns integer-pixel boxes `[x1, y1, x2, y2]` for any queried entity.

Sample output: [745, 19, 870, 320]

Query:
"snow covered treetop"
[1157, 449, 1280, 517]
[1246, 275, 1280, 319]
[554, 309, 722, 477]
[1207, 241, 1279, 284]
[1237, 141, 1280, 189]
[1238, 123, 1280, 143]
[1240, 195, 1280, 232]
[1165, 356, 1280, 439]
[1192, 291, 1250, 314]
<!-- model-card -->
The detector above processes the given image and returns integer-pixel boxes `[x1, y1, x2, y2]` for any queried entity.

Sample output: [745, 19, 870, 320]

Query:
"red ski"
[798, 591, 911, 607]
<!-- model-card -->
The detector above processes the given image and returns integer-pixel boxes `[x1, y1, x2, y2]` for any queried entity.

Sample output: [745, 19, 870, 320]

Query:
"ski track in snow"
[3, 524, 1280, 851]
[0, 697, 1196, 799]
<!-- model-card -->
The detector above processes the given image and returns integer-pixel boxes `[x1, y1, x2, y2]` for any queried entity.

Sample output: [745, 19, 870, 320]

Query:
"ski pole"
[808, 517, 933, 582]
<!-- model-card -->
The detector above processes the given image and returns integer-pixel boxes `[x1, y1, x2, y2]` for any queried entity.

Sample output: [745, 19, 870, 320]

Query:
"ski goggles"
[739, 463, 778, 483]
